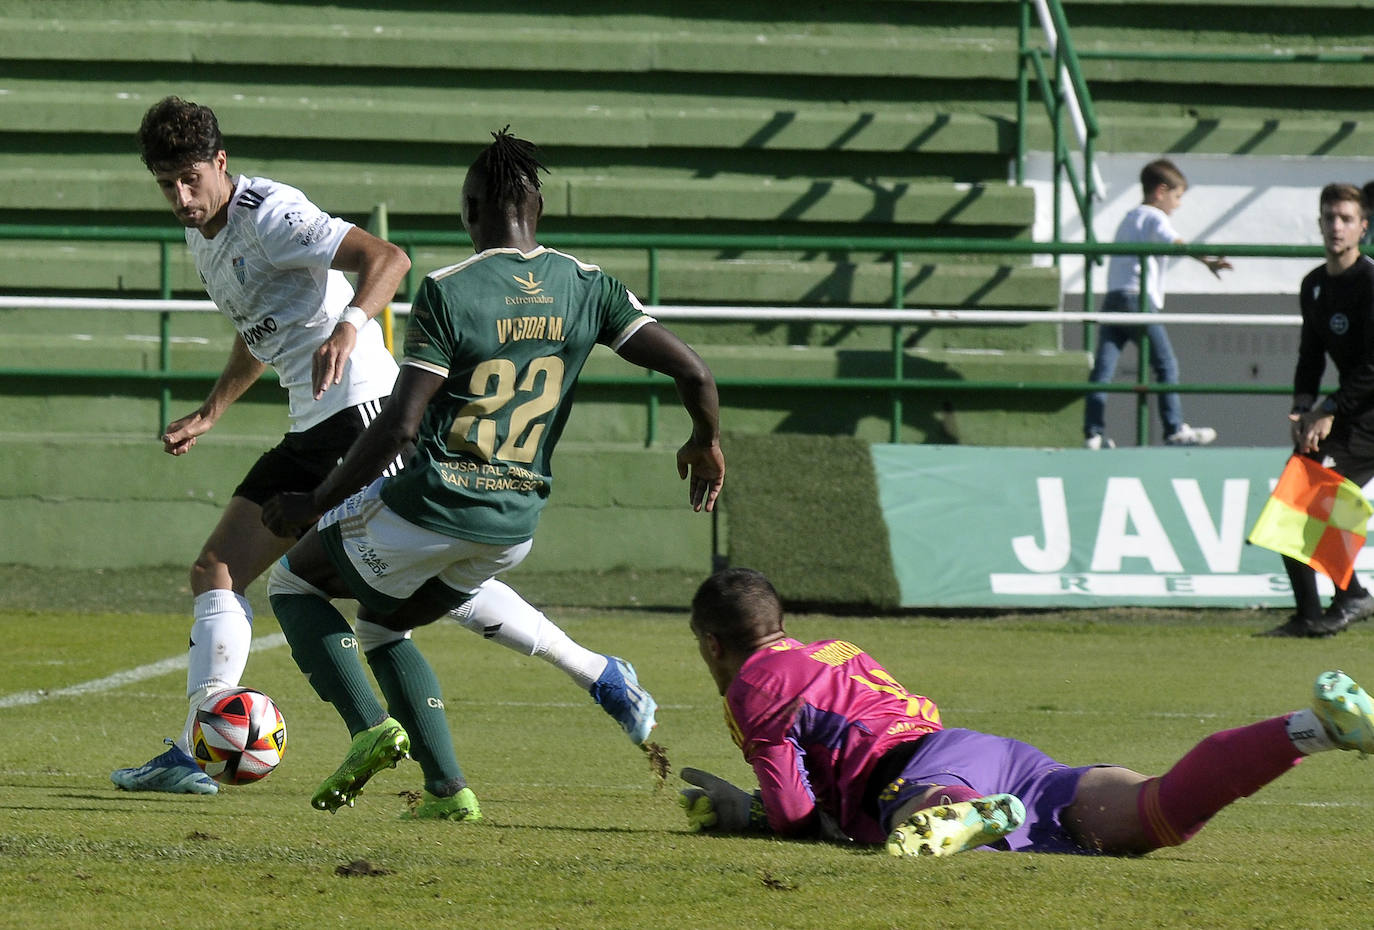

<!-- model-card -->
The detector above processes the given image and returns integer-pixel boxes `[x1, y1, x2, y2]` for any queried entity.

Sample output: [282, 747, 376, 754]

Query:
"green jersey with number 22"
[380, 246, 653, 544]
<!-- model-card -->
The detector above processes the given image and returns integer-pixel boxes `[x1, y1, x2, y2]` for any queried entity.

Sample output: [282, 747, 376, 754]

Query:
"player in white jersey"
[112, 96, 656, 798]
[181, 172, 401, 430]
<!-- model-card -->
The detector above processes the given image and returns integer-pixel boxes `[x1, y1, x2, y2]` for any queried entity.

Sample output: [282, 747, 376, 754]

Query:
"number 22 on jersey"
[445, 355, 566, 464]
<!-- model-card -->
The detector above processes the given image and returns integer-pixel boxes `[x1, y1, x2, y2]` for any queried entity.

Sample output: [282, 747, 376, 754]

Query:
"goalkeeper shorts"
[874, 727, 1114, 855]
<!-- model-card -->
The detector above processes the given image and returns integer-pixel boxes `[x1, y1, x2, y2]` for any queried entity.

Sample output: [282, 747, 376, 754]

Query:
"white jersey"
[1104, 203, 1180, 311]
[185, 175, 399, 431]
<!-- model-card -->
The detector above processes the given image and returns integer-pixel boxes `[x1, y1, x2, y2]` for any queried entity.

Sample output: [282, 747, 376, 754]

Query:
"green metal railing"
[1016, 0, 1099, 291]
[0, 222, 1334, 447]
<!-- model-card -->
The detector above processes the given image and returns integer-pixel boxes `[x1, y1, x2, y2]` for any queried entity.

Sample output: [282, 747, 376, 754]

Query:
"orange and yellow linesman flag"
[1248, 455, 1373, 587]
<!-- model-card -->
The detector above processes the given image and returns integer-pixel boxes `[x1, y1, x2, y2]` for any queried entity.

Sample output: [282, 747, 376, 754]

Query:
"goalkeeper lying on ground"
[678, 567, 1374, 857]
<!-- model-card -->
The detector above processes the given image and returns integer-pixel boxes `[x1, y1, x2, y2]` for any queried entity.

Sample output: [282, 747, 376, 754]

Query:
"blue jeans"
[1083, 291, 1183, 439]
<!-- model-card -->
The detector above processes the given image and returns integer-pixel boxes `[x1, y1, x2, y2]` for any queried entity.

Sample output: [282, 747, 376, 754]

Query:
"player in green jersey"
[262, 128, 724, 817]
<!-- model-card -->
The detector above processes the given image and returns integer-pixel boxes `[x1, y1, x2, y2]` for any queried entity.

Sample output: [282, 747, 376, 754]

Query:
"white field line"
[0, 633, 288, 709]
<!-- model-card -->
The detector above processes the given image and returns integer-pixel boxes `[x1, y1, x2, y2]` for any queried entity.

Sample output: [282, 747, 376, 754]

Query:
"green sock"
[366, 638, 466, 795]
[271, 593, 387, 735]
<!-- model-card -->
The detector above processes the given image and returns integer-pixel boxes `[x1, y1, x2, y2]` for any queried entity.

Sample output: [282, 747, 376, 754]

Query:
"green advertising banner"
[870, 445, 1373, 608]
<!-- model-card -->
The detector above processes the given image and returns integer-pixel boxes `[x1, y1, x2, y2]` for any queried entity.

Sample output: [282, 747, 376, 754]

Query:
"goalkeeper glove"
[677, 767, 769, 834]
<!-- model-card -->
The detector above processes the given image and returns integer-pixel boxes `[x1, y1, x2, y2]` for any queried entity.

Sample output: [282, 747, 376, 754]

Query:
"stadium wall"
[0, 433, 714, 577]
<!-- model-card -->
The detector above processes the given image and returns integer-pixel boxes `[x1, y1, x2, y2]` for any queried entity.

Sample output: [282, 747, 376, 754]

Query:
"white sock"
[178, 590, 253, 752]
[1286, 708, 1336, 755]
[451, 579, 609, 689]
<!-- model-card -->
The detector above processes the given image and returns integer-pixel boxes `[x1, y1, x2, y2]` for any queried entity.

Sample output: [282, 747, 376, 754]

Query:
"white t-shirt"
[185, 175, 399, 430]
[1104, 203, 1180, 311]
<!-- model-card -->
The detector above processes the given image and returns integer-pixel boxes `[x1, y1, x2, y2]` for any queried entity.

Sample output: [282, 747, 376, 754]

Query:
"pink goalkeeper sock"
[1137, 715, 1302, 848]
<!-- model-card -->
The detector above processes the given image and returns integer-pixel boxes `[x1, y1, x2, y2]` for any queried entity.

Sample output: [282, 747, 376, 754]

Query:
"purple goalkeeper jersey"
[724, 638, 943, 841]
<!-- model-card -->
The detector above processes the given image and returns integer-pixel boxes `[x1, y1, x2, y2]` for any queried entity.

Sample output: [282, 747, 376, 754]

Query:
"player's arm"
[614, 322, 724, 512]
[746, 742, 825, 838]
[162, 333, 266, 456]
[260, 363, 442, 536]
[310, 227, 411, 399]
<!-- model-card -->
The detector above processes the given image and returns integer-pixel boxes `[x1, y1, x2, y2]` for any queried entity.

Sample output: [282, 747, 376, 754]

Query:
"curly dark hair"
[137, 96, 224, 173]
[467, 125, 547, 208]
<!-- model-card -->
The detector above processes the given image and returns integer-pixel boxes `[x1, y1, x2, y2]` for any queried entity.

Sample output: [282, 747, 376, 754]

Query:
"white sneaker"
[1084, 435, 1115, 450]
[1165, 424, 1217, 446]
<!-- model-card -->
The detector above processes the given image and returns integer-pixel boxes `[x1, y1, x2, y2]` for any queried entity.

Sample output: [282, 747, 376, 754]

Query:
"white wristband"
[339, 305, 368, 330]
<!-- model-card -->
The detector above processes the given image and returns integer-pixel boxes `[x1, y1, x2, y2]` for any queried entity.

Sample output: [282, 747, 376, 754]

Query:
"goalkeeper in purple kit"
[680, 567, 1374, 857]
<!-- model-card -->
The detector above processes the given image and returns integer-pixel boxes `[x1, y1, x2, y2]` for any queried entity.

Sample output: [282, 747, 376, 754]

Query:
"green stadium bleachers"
[3, 1, 1364, 421]
[4, 0, 1368, 573]
[0, 0, 1084, 456]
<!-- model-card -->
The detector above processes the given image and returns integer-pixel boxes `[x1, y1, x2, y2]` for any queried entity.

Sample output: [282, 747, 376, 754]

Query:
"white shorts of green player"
[283, 476, 532, 615]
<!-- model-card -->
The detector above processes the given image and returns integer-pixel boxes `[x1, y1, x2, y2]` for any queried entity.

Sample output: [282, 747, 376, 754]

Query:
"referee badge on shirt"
[232, 256, 246, 285]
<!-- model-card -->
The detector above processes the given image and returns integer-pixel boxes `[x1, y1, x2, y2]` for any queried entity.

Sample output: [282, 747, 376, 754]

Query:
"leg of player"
[450, 579, 659, 745]
[1064, 670, 1374, 854]
[268, 531, 412, 812]
[356, 613, 481, 822]
[111, 497, 293, 795]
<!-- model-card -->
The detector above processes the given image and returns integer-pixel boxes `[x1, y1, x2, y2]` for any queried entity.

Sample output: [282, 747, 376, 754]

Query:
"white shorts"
[317, 477, 532, 614]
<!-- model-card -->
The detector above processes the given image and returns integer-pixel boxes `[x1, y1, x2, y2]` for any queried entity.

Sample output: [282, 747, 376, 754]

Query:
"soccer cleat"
[1165, 424, 1217, 446]
[110, 738, 219, 795]
[885, 793, 1025, 858]
[589, 655, 658, 745]
[1313, 670, 1374, 755]
[1323, 592, 1374, 626]
[399, 786, 483, 822]
[1084, 434, 1115, 450]
[312, 716, 410, 812]
[1259, 613, 1347, 638]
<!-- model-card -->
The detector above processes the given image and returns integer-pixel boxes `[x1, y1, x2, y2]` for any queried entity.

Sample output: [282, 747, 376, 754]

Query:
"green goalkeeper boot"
[312, 716, 410, 812]
[1313, 670, 1374, 755]
[885, 793, 1025, 858]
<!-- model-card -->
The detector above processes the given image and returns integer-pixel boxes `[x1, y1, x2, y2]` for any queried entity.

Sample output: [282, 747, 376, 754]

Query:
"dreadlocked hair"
[473, 126, 547, 207]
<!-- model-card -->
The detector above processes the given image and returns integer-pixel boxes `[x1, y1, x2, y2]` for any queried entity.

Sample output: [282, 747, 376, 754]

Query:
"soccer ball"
[190, 687, 287, 785]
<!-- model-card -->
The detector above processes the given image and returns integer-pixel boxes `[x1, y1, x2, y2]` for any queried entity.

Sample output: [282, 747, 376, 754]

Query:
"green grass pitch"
[2, 576, 1372, 929]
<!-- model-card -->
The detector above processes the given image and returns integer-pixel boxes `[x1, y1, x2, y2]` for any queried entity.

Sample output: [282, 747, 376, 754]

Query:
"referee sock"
[1136, 715, 1302, 849]
[366, 638, 466, 795]
[271, 592, 387, 736]
[453, 579, 608, 689]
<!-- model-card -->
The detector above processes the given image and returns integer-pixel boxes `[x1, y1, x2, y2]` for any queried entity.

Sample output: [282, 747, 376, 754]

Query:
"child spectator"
[1083, 158, 1231, 449]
